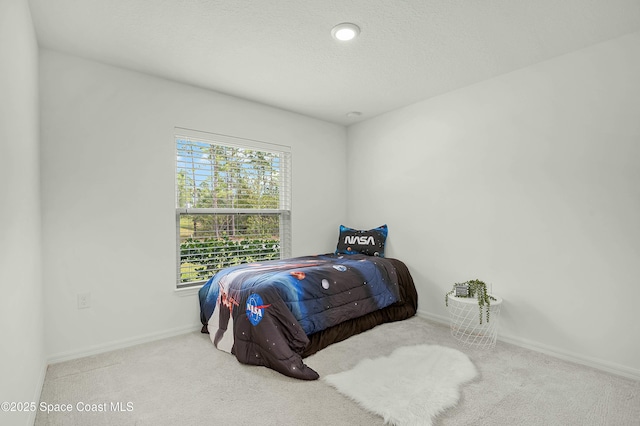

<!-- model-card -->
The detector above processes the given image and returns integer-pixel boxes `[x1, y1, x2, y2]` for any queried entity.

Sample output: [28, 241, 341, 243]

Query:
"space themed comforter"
[198, 253, 411, 380]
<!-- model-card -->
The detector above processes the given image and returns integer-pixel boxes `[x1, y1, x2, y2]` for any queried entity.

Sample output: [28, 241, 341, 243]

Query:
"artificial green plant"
[445, 279, 497, 324]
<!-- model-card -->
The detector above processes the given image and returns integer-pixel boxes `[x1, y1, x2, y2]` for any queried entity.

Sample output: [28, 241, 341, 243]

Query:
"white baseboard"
[496, 334, 640, 381]
[27, 360, 48, 426]
[417, 309, 449, 325]
[47, 324, 202, 364]
[44, 312, 640, 381]
[416, 309, 640, 381]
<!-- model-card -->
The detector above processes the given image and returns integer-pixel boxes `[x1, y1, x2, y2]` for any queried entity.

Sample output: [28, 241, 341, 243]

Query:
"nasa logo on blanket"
[246, 293, 270, 326]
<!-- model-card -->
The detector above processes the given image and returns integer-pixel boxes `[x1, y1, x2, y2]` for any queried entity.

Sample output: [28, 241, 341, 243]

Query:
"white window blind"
[175, 129, 291, 288]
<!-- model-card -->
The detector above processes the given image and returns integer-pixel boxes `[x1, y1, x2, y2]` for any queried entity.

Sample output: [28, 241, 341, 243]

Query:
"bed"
[198, 225, 418, 380]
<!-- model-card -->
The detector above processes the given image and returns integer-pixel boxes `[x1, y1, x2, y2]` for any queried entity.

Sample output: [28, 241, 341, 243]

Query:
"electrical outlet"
[77, 293, 91, 309]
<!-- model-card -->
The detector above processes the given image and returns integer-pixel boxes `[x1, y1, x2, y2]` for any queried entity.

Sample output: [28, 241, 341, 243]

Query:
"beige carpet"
[36, 317, 640, 425]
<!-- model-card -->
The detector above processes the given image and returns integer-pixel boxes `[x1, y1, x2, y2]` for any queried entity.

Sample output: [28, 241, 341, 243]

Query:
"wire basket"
[447, 294, 503, 349]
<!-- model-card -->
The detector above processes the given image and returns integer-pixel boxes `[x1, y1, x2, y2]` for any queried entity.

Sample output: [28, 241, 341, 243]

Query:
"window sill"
[174, 285, 203, 297]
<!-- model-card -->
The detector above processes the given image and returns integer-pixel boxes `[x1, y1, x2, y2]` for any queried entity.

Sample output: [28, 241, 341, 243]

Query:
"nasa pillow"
[335, 224, 388, 257]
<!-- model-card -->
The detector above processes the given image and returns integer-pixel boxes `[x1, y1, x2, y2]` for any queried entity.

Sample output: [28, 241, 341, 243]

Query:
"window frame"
[174, 128, 291, 289]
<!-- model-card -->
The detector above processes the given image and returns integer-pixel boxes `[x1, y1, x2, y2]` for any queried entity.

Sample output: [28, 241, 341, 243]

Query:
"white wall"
[39, 50, 347, 360]
[347, 31, 640, 378]
[0, 0, 45, 425]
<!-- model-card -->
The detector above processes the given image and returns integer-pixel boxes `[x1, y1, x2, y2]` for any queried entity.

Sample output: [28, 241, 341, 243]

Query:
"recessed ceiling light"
[346, 111, 362, 118]
[331, 23, 360, 41]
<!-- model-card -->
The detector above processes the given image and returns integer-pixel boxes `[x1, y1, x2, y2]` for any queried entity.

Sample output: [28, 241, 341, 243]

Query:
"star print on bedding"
[198, 253, 401, 380]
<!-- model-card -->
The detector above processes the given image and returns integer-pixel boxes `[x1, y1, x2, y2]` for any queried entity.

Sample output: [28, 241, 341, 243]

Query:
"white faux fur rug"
[324, 344, 478, 426]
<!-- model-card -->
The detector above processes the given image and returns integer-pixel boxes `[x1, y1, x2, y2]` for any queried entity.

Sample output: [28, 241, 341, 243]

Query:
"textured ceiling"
[28, 0, 640, 125]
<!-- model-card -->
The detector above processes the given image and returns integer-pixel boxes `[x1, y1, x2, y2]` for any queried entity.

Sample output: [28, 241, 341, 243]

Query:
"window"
[175, 129, 291, 288]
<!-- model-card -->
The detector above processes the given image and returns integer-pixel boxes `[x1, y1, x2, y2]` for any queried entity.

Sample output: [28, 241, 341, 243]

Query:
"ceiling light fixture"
[331, 23, 360, 41]
[346, 111, 362, 118]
